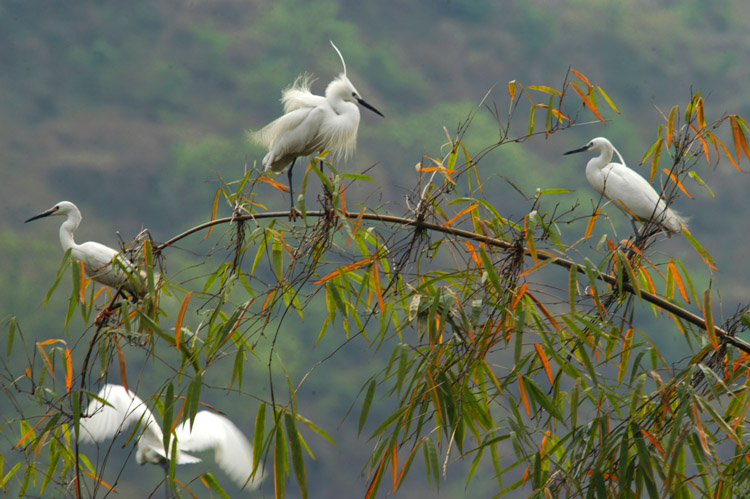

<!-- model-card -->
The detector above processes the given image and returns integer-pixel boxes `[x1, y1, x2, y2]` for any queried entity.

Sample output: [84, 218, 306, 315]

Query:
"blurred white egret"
[25, 201, 147, 299]
[564, 137, 686, 234]
[79, 384, 263, 493]
[250, 41, 383, 213]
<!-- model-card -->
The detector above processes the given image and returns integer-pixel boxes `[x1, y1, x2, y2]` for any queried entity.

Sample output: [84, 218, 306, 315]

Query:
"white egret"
[79, 384, 264, 494]
[564, 137, 686, 234]
[250, 41, 383, 214]
[25, 201, 147, 299]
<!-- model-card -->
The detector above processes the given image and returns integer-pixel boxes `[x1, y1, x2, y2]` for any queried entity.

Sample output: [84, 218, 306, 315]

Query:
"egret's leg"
[287, 159, 297, 213]
[630, 219, 639, 237]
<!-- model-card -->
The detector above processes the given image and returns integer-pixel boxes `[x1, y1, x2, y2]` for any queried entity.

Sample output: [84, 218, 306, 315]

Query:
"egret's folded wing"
[177, 411, 262, 489]
[79, 384, 159, 443]
[602, 165, 669, 221]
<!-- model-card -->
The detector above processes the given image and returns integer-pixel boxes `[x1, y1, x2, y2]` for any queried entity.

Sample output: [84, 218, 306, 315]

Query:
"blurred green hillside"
[2, 0, 750, 496]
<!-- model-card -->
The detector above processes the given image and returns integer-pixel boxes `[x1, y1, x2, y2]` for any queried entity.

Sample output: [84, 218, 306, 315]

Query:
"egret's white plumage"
[250, 42, 383, 211]
[564, 137, 686, 233]
[25, 201, 147, 297]
[79, 384, 264, 490]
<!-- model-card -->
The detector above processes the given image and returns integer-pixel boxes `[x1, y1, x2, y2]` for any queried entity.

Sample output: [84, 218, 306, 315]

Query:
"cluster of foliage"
[4, 68, 750, 499]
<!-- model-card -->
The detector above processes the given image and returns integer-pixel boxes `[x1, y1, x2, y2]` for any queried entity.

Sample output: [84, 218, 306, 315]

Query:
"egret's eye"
[351, 92, 356, 97]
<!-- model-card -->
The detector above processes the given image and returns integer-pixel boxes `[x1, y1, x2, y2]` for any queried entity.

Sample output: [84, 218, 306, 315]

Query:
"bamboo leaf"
[285, 413, 308, 499]
[359, 380, 376, 436]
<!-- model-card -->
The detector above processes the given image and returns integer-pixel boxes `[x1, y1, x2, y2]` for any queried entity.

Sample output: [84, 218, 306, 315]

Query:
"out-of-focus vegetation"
[2, 1, 750, 497]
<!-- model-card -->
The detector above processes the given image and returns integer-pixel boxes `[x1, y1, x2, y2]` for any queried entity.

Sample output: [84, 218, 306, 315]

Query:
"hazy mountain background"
[2, 0, 749, 497]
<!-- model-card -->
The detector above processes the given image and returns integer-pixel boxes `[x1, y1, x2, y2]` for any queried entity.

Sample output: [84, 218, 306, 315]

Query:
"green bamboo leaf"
[44, 249, 72, 304]
[358, 380, 376, 436]
[202, 472, 231, 499]
[285, 413, 308, 499]
[274, 421, 287, 498]
[423, 437, 440, 490]
[339, 173, 374, 181]
[7, 316, 17, 357]
[272, 237, 284, 282]
[596, 85, 620, 113]
[250, 231, 267, 276]
[253, 404, 266, 477]
[694, 393, 741, 446]
[295, 414, 336, 447]
[521, 376, 563, 420]
[0, 462, 22, 488]
[478, 248, 503, 296]
[526, 85, 562, 96]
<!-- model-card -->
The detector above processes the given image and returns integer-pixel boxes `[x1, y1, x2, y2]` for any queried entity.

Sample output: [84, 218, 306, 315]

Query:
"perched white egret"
[564, 137, 687, 234]
[79, 384, 264, 493]
[250, 41, 383, 213]
[25, 201, 147, 299]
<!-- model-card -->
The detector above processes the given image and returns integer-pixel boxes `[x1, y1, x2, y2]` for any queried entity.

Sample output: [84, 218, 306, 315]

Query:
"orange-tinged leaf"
[390, 443, 398, 489]
[662, 169, 693, 199]
[344, 207, 366, 249]
[314, 256, 373, 284]
[508, 80, 517, 100]
[442, 203, 478, 228]
[689, 125, 710, 162]
[549, 107, 571, 122]
[14, 410, 53, 449]
[640, 428, 665, 457]
[570, 83, 605, 123]
[703, 289, 718, 350]
[668, 262, 689, 302]
[365, 450, 387, 499]
[534, 344, 554, 385]
[340, 183, 346, 212]
[371, 263, 385, 315]
[511, 282, 528, 311]
[730, 115, 750, 163]
[736, 116, 750, 160]
[64, 348, 73, 395]
[203, 190, 221, 241]
[713, 135, 742, 172]
[37, 338, 66, 347]
[571, 83, 604, 122]
[584, 209, 600, 240]
[259, 175, 291, 193]
[696, 97, 706, 130]
[392, 436, 427, 491]
[83, 471, 114, 491]
[517, 374, 531, 417]
[691, 403, 710, 455]
[36, 342, 55, 380]
[570, 68, 592, 89]
[464, 240, 482, 267]
[527, 291, 561, 330]
[175, 291, 193, 347]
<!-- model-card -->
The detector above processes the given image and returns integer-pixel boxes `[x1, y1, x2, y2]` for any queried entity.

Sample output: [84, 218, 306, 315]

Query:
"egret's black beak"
[356, 97, 384, 118]
[25, 207, 58, 223]
[563, 144, 592, 155]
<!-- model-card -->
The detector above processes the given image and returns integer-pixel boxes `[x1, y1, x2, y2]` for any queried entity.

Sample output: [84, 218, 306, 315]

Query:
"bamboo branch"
[155, 209, 750, 354]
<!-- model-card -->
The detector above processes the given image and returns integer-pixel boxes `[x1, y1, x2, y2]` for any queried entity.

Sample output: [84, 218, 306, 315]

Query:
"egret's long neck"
[58, 213, 81, 253]
[590, 147, 613, 170]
